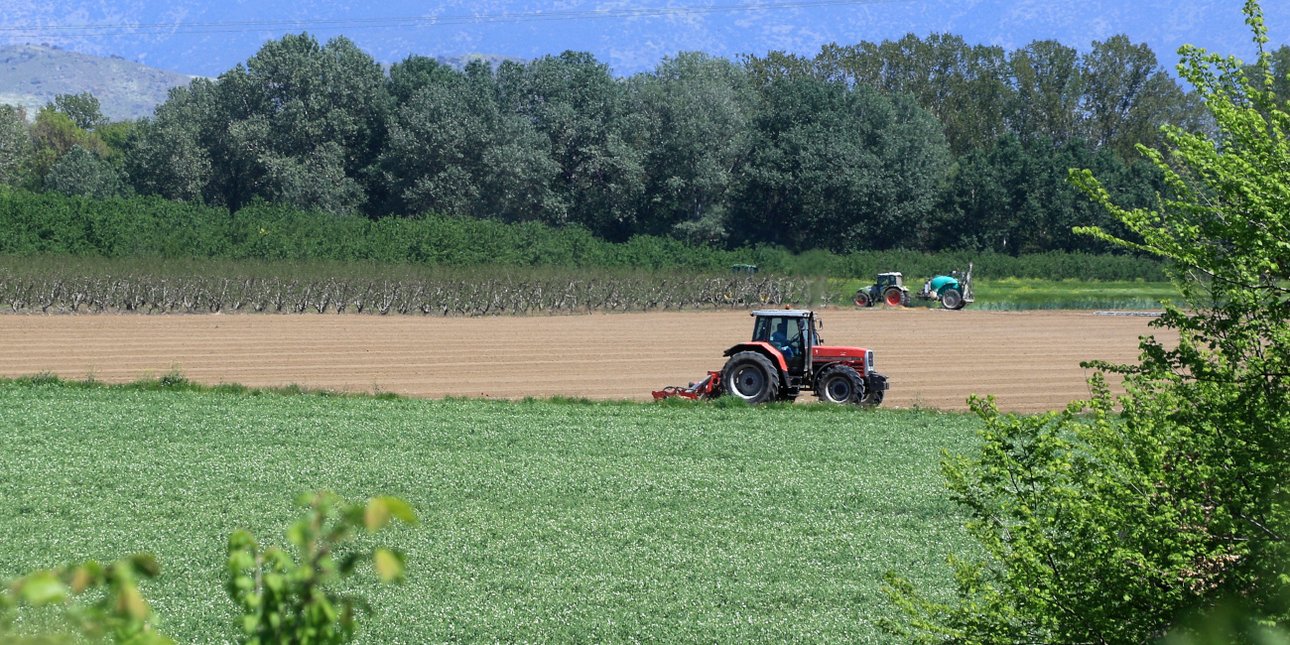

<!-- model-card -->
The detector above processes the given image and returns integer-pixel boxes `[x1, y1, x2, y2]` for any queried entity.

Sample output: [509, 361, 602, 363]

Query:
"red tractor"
[653, 309, 888, 406]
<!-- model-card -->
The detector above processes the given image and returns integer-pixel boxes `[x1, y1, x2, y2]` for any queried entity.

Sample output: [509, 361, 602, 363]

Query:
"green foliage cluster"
[0, 553, 170, 644]
[0, 188, 1164, 281]
[1, 492, 415, 645]
[0, 376, 979, 642]
[226, 493, 416, 644]
[885, 2, 1290, 641]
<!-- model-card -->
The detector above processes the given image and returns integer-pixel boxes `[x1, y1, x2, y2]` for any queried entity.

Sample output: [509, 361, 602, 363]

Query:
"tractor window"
[755, 316, 805, 346]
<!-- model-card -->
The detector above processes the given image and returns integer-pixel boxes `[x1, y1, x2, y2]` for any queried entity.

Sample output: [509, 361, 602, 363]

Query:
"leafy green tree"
[29, 108, 110, 178]
[626, 52, 755, 243]
[132, 34, 389, 215]
[731, 75, 950, 252]
[941, 135, 1155, 253]
[496, 52, 646, 240]
[885, 2, 1290, 641]
[0, 105, 31, 186]
[1254, 44, 1290, 105]
[51, 92, 107, 131]
[380, 58, 558, 221]
[1008, 40, 1085, 145]
[1080, 35, 1200, 160]
[45, 144, 129, 199]
[811, 34, 1013, 155]
[127, 81, 217, 203]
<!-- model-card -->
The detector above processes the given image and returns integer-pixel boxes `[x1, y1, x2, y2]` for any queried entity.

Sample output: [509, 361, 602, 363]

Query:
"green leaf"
[365, 496, 416, 532]
[115, 583, 149, 620]
[19, 571, 67, 605]
[372, 548, 404, 583]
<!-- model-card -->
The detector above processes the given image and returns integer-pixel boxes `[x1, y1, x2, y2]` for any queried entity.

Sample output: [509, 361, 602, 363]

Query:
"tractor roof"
[877, 272, 903, 277]
[751, 309, 814, 318]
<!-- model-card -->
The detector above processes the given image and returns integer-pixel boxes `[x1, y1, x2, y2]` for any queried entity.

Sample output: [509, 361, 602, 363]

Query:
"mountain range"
[1, 1, 1285, 120]
[0, 44, 193, 121]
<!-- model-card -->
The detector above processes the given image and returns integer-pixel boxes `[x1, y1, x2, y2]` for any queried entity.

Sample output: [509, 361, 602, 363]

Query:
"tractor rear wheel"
[941, 288, 963, 310]
[883, 288, 906, 307]
[721, 351, 781, 404]
[814, 365, 866, 405]
[853, 290, 871, 307]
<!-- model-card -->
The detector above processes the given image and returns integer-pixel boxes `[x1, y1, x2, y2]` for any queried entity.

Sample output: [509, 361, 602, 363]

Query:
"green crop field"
[0, 378, 981, 643]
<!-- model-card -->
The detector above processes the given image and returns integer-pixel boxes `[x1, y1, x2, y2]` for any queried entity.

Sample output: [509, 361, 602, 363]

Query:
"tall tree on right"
[885, 2, 1290, 642]
[1079, 35, 1202, 161]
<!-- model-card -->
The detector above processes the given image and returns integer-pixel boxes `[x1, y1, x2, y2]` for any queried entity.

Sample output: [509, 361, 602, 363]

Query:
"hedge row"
[0, 188, 1164, 281]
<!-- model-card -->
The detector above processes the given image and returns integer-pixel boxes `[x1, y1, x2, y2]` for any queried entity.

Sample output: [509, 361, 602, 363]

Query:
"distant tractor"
[652, 309, 889, 406]
[916, 262, 975, 310]
[852, 272, 910, 307]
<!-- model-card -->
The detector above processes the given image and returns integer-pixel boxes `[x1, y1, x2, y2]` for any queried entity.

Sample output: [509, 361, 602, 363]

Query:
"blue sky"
[2, 1, 1287, 76]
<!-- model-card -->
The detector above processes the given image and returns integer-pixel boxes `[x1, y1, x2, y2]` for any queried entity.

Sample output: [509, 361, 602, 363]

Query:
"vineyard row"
[0, 273, 830, 316]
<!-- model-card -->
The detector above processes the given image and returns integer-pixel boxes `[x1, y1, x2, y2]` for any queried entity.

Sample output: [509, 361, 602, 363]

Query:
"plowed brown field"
[0, 309, 1171, 412]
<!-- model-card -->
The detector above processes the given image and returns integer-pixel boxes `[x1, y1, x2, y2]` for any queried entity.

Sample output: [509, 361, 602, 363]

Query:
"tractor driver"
[769, 319, 796, 360]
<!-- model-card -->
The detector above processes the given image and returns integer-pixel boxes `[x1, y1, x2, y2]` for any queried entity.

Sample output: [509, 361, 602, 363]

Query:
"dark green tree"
[131, 34, 390, 215]
[127, 81, 217, 203]
[941, 135, 1155, 253]
[1007, 40, 1084, 144]
[45, 145, 129, 199]
[496, 52, 646, 240]
[811, 34, 1013, 155]
[51, 92, 107, 131]
[1080, 35, 1200, 160]
[731, 75, 950, 252]
[626, 52, 755, 243]
[0, 105, 31, 186]
[380, 58, 558, 221]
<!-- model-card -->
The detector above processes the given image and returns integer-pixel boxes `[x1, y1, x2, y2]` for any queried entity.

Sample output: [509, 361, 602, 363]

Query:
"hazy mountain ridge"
[0, 45, 195, 121]
[2, 1, 1281, 79]
[1, 1, 1282, 122]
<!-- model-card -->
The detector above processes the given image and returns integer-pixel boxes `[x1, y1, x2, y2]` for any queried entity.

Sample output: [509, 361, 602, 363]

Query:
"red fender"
[722, 341, 789, 373]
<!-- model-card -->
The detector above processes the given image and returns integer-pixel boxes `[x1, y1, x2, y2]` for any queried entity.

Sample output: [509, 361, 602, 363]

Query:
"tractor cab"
[750, 310, 816, 373]
[876, 272, 904, 290]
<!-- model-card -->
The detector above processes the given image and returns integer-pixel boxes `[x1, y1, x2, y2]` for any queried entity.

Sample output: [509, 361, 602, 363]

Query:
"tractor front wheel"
[853, 290, 872, 307]
[883, 288, 907, 307]
[815, 365, 866, 405]
[863, 388, 885, 406]
[721, 351, 781, 404]
[941, 288, 964, 310]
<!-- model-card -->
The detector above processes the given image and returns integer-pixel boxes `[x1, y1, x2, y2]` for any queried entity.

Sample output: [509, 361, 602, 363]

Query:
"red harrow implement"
[651, 371, 723, 400]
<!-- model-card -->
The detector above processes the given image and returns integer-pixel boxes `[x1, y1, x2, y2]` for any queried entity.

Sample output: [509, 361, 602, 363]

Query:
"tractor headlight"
[867, 351, 874, 371]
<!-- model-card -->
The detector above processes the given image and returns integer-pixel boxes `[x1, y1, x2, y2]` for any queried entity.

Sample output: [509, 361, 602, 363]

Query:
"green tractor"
[916, 262, 975, 310]
[853, 264, 975, 310]
[852, 272, 911, 307]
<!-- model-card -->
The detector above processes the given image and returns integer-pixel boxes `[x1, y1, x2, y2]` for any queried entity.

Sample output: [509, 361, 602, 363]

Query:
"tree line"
[1, 33, 1286, 256]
